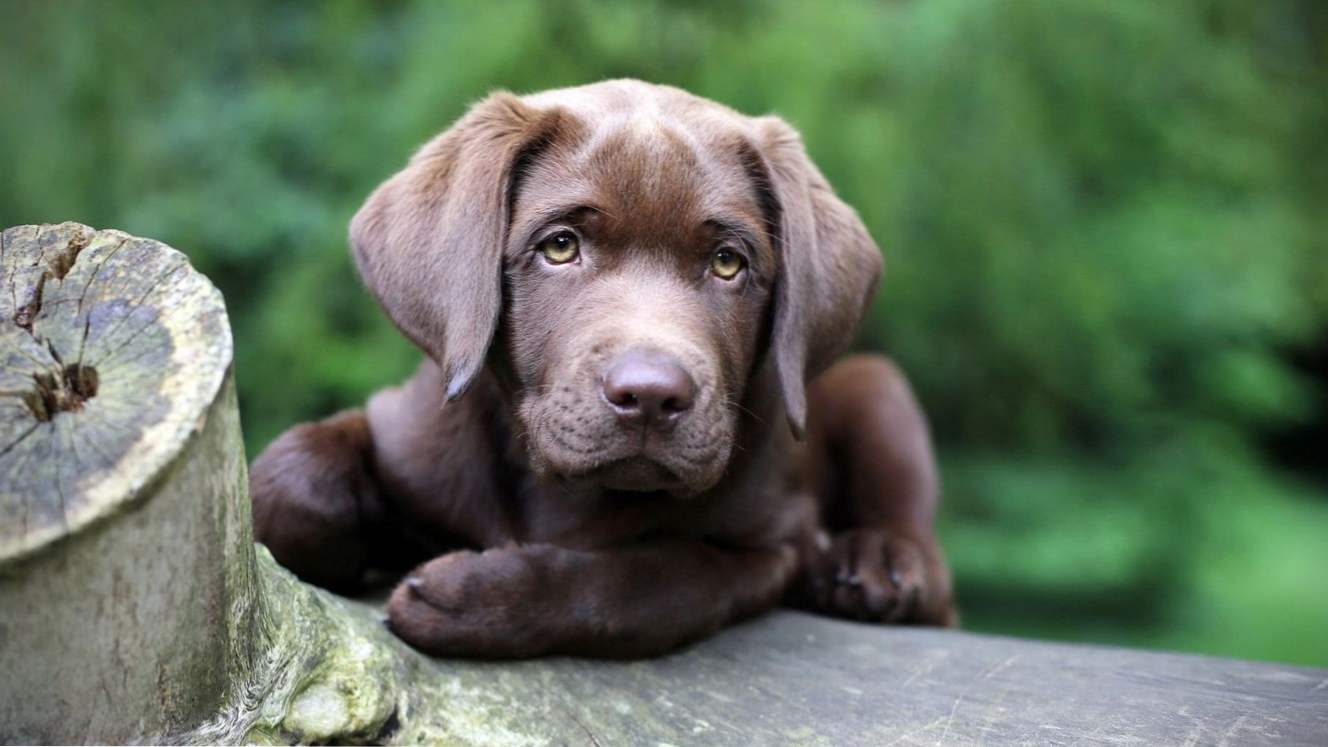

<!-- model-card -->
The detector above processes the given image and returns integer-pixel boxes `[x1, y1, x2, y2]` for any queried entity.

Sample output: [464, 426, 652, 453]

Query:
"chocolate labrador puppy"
[250, 80, 955, 658]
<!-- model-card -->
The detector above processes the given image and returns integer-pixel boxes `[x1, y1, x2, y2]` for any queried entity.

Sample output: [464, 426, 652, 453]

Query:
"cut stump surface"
[1, 222, 230, 561]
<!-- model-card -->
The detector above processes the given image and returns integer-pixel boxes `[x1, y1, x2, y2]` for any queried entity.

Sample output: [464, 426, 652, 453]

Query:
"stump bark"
[2, 223, 1325, 745]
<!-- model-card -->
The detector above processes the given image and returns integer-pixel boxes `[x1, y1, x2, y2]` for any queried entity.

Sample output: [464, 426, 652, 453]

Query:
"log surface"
[414, 609, 1325, 746]
[177, 553, 1328, 746]
[349, 597, 1328, 745]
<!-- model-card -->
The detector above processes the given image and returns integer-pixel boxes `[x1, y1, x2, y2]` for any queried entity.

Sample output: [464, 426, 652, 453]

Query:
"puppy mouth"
[525, 388, 733, 496]
[582, 456, 684, 492]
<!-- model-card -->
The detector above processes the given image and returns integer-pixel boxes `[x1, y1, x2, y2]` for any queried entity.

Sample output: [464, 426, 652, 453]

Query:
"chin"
[535, 448, 726, 497]
[591, 457, 685, 492]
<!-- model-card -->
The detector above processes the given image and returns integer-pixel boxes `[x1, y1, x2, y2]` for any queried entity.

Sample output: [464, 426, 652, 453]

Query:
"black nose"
[601, 349, 696, 428]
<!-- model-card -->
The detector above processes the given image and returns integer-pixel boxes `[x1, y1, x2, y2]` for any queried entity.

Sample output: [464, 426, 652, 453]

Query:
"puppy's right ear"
[349, 92, 554, 400]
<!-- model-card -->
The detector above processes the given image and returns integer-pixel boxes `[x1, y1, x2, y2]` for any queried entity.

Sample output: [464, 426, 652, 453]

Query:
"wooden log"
[3, 223, 1325, 745]
[380, 610, 1327, 745]
[181, 552, 1328, 746]
[0, 222, 255, 743]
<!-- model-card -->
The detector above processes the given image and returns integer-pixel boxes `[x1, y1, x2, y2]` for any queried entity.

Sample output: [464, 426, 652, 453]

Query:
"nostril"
[604, 383, 639, 410]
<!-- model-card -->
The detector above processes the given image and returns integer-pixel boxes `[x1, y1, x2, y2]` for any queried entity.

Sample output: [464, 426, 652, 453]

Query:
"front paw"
[797, 529, 955, 626]
[385, 547, 545, 657]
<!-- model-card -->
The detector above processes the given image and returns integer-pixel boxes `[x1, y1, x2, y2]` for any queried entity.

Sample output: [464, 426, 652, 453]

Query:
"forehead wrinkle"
[577, 125, 708, 247]
[508, 174, 600, 250]
[516, 93, 767, 259]
[584, 122, 700, 184]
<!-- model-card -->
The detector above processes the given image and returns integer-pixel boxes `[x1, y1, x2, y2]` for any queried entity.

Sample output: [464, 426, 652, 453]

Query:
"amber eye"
[537, 232, 580, 264]
[710, 247, 746, 280]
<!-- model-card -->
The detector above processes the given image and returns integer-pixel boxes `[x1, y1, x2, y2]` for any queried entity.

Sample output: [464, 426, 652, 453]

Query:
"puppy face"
[503, 114, 776, 494]
[350, 81, 882, 497]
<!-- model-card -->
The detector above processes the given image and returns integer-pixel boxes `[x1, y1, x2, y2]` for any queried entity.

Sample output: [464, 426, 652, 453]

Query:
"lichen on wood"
[180, 546, 403, 745]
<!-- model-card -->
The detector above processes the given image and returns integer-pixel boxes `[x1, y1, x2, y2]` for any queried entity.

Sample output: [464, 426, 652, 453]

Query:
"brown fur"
[251, 80, 955, 658]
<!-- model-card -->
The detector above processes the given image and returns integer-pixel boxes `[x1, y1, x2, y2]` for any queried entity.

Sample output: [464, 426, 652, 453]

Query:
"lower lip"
[593, 457, 679, 491]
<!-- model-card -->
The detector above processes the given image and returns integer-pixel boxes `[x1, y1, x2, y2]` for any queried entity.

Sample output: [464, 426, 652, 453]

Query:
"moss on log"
[2, 223, 1326, 745]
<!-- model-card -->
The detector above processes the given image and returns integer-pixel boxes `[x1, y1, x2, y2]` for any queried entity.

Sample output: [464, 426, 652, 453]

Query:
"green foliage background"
[3, 0, 1325, 665]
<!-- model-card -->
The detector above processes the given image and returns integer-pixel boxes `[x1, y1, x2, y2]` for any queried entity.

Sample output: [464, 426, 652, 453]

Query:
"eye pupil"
[711, 247, 744, 280]
[538, 232, 579, 264]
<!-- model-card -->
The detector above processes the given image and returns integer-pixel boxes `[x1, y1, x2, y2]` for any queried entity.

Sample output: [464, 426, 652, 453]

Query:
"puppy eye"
[710, 247, 746, 280]
[537, 232, 580, 265]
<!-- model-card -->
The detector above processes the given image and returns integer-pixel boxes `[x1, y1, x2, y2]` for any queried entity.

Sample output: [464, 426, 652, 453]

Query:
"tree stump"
[3, 223, 1325, 745]
[0, 222, 254, 743]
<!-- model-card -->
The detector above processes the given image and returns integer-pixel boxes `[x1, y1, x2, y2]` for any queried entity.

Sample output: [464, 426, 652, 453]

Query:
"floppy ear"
[349, 92, 555, 400]
[754, 116, 884, 439]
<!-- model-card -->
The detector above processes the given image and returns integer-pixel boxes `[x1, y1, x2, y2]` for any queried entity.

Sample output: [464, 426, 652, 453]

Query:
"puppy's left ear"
[753, 116, 884, 439]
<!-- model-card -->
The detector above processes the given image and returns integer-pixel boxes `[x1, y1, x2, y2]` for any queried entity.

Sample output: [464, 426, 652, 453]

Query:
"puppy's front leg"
[386, 540, 797, 658]
[795, 354, 957, 627]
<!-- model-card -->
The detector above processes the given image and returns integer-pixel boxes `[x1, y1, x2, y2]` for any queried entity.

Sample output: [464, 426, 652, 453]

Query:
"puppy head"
[351, 81, 881, 495]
